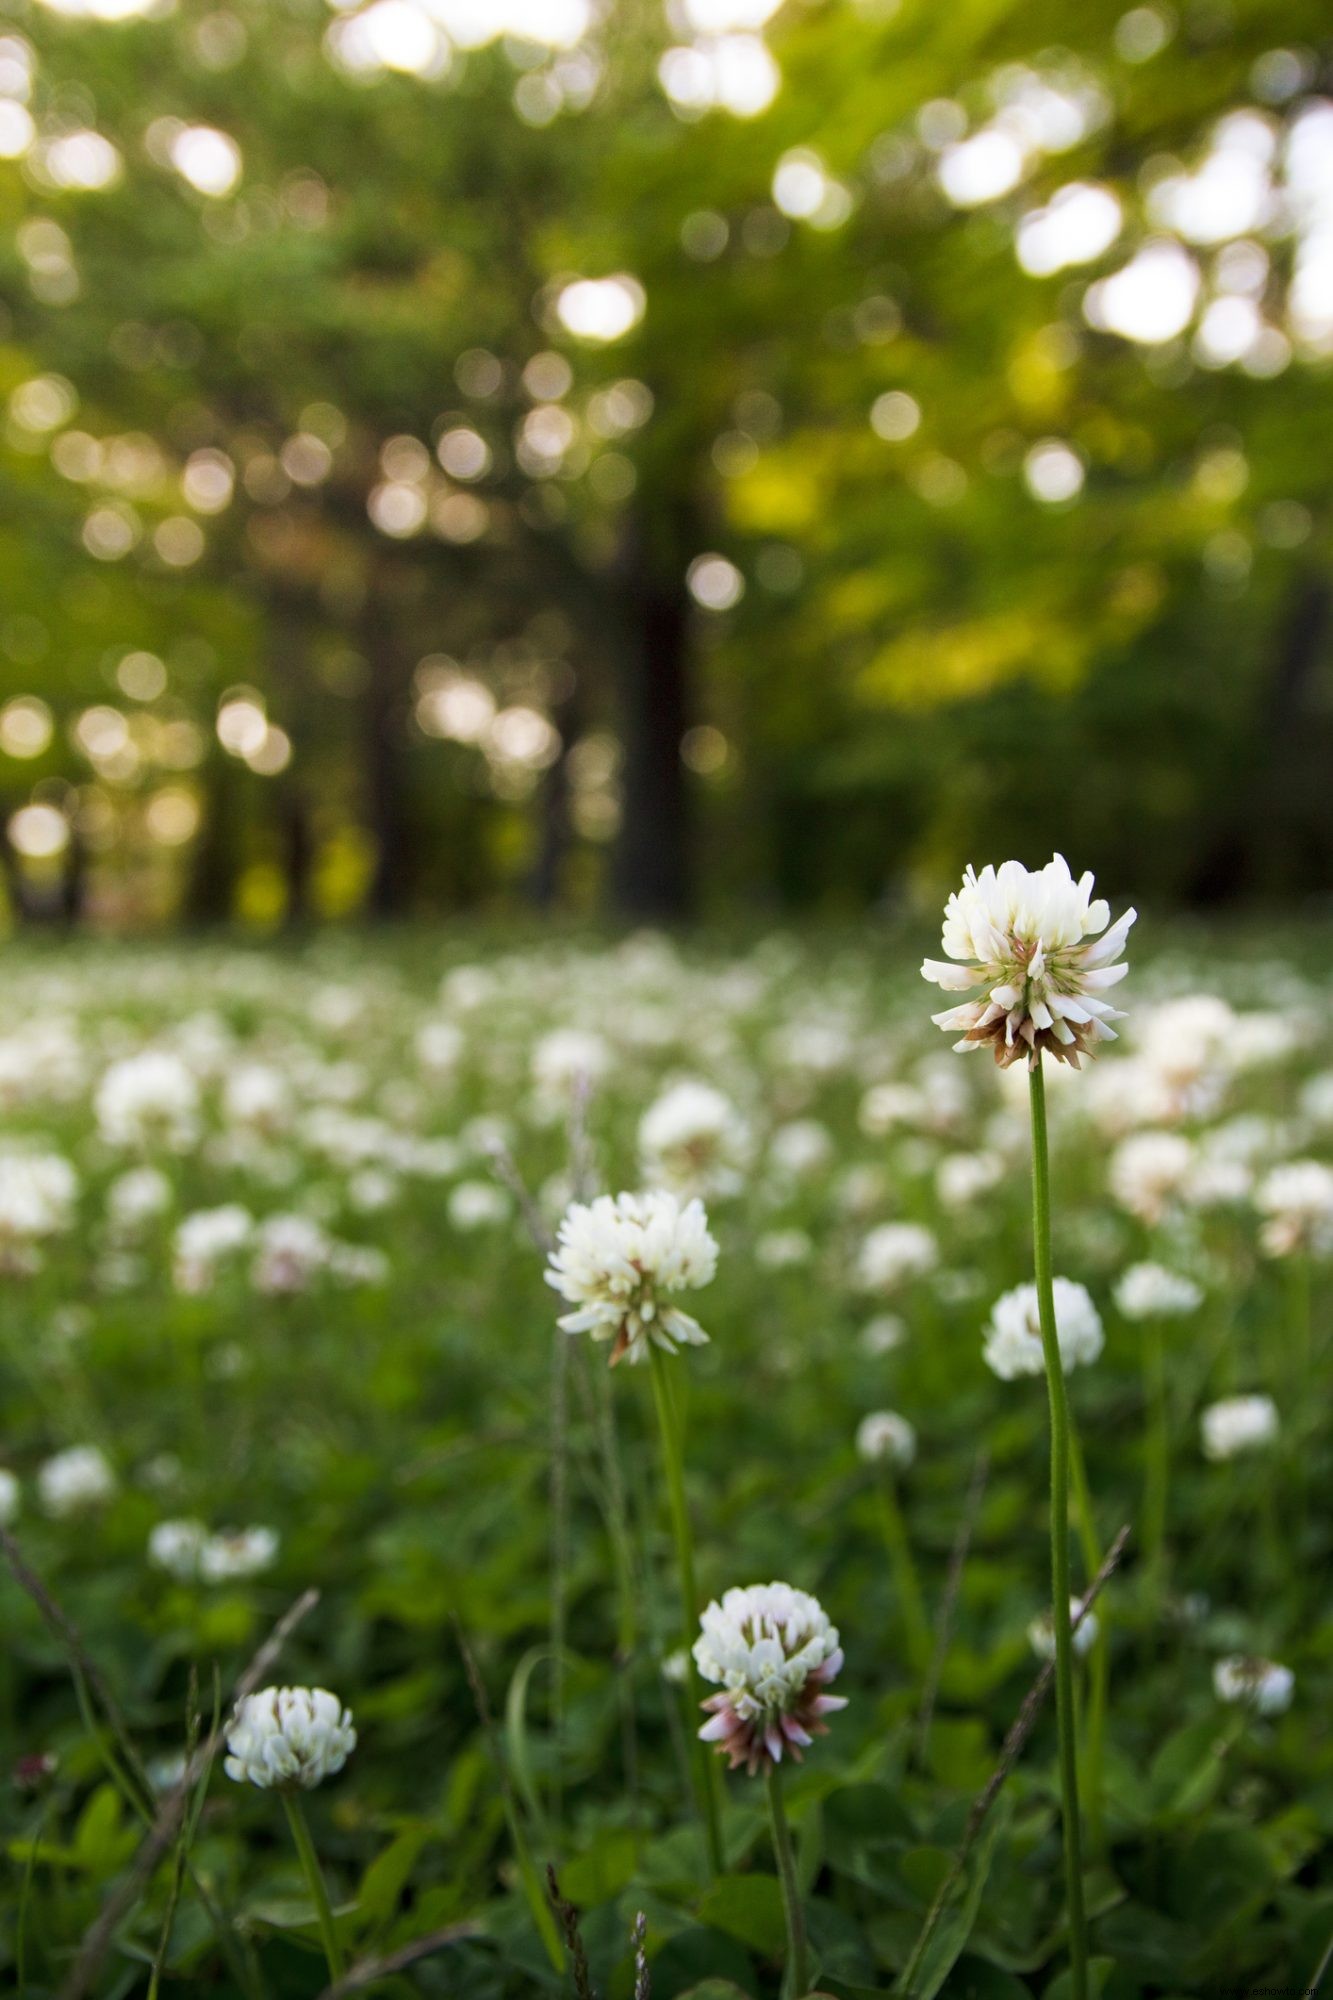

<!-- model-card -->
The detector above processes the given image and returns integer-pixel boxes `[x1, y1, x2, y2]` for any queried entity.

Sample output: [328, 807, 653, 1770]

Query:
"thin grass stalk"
[647, 1340, 723, 1875]
[765, 1762, 810, 2000]
[897, 1526, 1128, 1998]
[1029, 1058, 1089, 2000]
[451, 1615, 565, 1973]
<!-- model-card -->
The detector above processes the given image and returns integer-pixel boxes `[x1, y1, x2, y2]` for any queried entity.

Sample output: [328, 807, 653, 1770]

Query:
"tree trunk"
[1189, 570, 1332, 904]
[531, 674, 582, 909]
[611, 547, 692, 922]
[362, 599, 415, 920]
[184, 752, 243, 925]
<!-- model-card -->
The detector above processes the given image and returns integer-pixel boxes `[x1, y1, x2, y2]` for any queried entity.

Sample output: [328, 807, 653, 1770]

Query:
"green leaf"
[1043, 1955, 1115, 2000]
[699, 1873, 788, 1955]
[357, 1823, 433, 1933]
[900, 1800, 1012, 2000]
[557, 1828, 640, 1906]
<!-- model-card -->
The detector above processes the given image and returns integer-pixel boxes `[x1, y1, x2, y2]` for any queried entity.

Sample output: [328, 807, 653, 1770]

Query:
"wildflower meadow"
[1, 893, 1331, 1998]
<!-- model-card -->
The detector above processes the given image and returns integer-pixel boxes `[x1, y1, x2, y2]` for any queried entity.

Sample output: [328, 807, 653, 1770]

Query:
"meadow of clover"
[1, 891, 1332, 2000]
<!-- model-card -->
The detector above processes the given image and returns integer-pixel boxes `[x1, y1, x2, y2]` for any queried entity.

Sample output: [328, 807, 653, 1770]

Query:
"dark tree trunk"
[1189, 570, 1332, 904]
[362, 602, 414, 920]
[611, 549, 692, 922]
[59, 817, 87, 927]
[531, 674, 583, 909]
[185, 752, 243, 925]
[279, 780, 314, 928]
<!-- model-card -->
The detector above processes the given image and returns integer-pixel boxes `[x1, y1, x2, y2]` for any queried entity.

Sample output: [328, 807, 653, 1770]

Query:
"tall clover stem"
[1066, 1416, 1107, 1859]
[282, 1792, 344, 1981]
[648, 1340, 723, 1876]
[1029, 1058, 1089, 2000]
[765, 1762, 810, 2000]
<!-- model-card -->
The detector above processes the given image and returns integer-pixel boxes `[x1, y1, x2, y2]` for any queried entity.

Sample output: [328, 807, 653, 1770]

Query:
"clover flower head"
[1254, 1160, 1333, 1259]
[1213, 1654, 1293, 1716]
[224, 1686, 356, 1790]
[1200, 1393, 1278, 1461]
[983, 1278, 1104, 1381]
[638, 1079, 752, 1199]
[545, 1189, 717, 1366]
[1113, 1262, 1204, 1321]
[694, 1581, 846, 1775]
[856, 1222, 938, 1293]
[1028, 1597, 1100, 1662]
[856, 1410, 917, 1469]
[922, 855, 1134, 1069]
[38, 1445, 116, 1517]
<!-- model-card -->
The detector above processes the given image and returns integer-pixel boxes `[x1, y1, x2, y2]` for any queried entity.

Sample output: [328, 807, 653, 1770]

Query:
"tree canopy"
[0, 0, 1329, 924]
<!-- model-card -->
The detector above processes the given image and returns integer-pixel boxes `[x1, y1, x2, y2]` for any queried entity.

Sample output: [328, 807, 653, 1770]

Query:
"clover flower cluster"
[922, 855, 1134, 1069]
[224, 1686, 357, 1791]
[982, 1278, 1104, 1381]
[1200, 1394, 1279, 1461]
[694, 1581, 846, 1775]
[545, 1189, 718, 1365]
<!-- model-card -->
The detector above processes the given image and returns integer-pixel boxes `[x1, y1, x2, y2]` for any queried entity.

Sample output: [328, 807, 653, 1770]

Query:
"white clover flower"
[149, 1518, 209, 1580]
[922, 855, 1134, 1069]
[660, 1646, 689, 1686]
[531, 1027, 611, 1110]
[856, 1222, 938, 1292]
[416, 1017, 465, 1079]
[1109, 1130, 1195, 1224]
[200, 1525, 279, 1582]
[448, 1180, 511, 1230]
[1200, 1393, 1278, 1461]
[95, 1050, 201, 1152]
[1213, 1654, 1293, 1716]
[755, 1227, 812, 1270]
[251, 1214, 331, 1294]
[638, 1080, 752, 1199]
[223, 1063, 292, 1135]
[769, 1119, 832, 1179]
[1254, 1160, 1333, 1258]
[224, 1686, 356, 1790]
[106, 1165, 173, 1234]
[0, 1466, 19, 1525]
[0, 1150, 78, 1271]
[983, 1278, 1104, 1380]
[39, 1445, 116, 1517]
[173, 1204, 253, 1294]
[546, 1189, 718, 1365]
[856, 1410, 917, 1469]
[694, 1581, 847, 1774]
[859, 1312, 907, 1357]
[1114, 1262, 1204, 1320]
[936, 1150, 1005, 1209]
[1028, 1597, 1099, 1662]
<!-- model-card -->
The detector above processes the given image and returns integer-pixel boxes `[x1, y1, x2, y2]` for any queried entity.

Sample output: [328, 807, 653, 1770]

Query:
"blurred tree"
[0, 0, 1328, 924]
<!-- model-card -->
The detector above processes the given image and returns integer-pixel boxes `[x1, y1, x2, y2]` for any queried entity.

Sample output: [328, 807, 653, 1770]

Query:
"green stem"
[878, 1473, 931, 1673]
[1066, 1415, 1107, 1858]
[648, 1340, 723, 1876]
[1142, 1316, 1169, 1598]
[766, 1761, 810, 2000]
[282, 1792, 344, 1981]
[1029, 1058, 1089, 2000]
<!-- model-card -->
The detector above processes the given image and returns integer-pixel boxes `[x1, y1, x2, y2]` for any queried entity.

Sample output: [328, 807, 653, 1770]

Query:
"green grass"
[0, 926, 1329, 1997]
